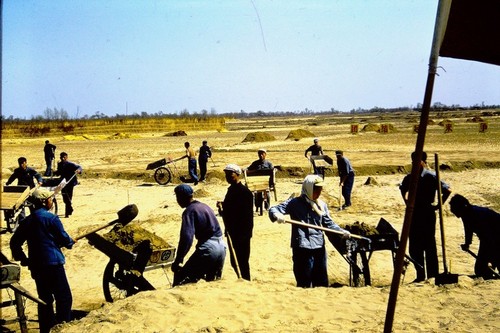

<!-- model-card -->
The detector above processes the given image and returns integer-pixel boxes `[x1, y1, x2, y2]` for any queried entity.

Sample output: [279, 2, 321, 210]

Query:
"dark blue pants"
[409, 209, 438, 281]
[62, 185, 74, 216]
[342, 173, 355, 206]
[292, 247, 328, 288]
[188, 159, 199, 182]
[45, 157, 53, 176]
[228, 234, 252, 281]
[31, 265, 72, 333]
[199, 159, 207, 181]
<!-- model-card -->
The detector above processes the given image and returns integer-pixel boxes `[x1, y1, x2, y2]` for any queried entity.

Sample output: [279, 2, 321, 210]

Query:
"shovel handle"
[284, 219, 371, 243]
[74, 220, 118, 240]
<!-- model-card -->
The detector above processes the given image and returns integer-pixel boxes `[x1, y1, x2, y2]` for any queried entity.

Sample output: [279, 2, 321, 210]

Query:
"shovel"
[284, 218, 371, 243]
[74, 204, 139, 241]
[434, 154, 458, 285]
[464, 248, 500, 279]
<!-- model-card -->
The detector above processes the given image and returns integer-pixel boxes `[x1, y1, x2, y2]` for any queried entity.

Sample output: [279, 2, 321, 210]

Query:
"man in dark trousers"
[10, 188, 75, 333]
[400, 151, 451, 282]
[54, 152, 82, 218]
[449, 194, 500, 279]
[171, 184, 226, 286]
[44, 140, 57, 176]
[217, 164, 254, 281]
[304, 138, 324, 175]
[198, 140, 212, 183]
[335, 150, 355, 209]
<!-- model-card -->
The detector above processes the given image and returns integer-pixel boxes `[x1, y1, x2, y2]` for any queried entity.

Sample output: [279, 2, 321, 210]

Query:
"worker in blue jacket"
[269, 174, 350, 288]
[10, 188, 75, 333]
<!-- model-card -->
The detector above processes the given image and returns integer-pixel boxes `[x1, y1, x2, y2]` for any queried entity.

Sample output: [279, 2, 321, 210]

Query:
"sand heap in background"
[241, 132, 276, 143]
[284, 128, 316, 140]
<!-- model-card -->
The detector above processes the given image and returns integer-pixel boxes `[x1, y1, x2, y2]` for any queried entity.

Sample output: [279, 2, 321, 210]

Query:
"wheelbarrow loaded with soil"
[76, 204, 176, 302]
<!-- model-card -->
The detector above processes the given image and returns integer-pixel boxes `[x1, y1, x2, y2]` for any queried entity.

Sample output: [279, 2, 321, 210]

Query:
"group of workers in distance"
[4, 138, 499, 332]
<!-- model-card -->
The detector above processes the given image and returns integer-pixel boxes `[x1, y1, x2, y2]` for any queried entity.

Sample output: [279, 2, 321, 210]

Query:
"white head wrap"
[301, 175, 326, 216]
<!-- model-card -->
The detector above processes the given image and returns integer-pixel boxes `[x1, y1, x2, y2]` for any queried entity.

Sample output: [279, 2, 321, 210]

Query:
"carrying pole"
[384, 1, 452, 332]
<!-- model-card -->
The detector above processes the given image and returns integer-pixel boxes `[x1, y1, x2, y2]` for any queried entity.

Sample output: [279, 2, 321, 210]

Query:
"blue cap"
[174, 184, 194, 198]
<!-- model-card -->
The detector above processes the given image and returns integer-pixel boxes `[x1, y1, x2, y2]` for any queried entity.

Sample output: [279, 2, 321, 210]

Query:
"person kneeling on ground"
[449, 194, 500, 279]
[171, 184, 226, 286]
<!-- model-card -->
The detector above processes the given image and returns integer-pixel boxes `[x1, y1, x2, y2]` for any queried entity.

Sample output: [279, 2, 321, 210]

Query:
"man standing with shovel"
[400, 151, 451, 283]
[217, 164, 254, 281]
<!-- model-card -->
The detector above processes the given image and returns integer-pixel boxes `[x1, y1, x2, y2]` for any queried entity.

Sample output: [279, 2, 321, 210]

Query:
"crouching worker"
[449, 194, 500, 279]
[172, 184, 226, 286]
[268, 174, 350, 288]
[10, 188, 75, 333]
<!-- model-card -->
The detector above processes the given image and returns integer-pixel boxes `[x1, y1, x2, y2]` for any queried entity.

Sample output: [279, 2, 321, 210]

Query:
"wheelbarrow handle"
[284, 219, 371, 243]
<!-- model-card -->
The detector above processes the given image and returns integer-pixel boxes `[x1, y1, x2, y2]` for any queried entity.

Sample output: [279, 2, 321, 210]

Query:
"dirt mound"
[467, 116, 484, 122]
[164, 130, 187, 137]
[109, 132, 133, 139]
[103, 223, 172, 251]
[438, 119, 453, 126]
[194, 188, 211, 197]
[361, 124, 380, 132]
[285, 129, 315, 141]
[340, 221, 379, 236]
[242, 132, 276, 143]
[364, 176, 379, 185]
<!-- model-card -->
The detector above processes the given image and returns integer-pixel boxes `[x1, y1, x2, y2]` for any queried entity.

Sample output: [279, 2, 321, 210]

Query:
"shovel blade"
[117, 204, 139, 226]
[435, 273, 459, 285]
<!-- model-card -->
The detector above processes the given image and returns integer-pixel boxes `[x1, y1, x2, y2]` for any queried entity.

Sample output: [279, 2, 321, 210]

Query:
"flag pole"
[383, 1, 452, 332]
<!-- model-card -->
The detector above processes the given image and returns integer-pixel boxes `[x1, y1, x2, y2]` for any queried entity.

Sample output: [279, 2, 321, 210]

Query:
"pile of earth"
[361, 123, 396, 133]
[284, 129, 316, 141]
[103, 223, 172, 251]
[242, 132, 276, 143]
[466, 116, 484, 122]
[164, 130, 187, 137]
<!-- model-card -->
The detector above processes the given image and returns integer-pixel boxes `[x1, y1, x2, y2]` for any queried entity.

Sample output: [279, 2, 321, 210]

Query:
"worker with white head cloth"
[269, 174, 350, 288]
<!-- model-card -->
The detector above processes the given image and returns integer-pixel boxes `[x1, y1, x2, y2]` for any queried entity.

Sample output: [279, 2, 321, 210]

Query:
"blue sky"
[3, 0, 499, 119]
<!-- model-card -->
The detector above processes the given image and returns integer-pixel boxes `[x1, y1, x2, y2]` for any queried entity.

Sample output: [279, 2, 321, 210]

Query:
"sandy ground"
[1, 169, 499, 332]
[1, 123, 499, 332]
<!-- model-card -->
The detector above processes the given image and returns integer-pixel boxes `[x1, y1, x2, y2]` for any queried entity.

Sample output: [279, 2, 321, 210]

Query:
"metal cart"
[146, 157, 182, 185]
[331, 218, 400, 287]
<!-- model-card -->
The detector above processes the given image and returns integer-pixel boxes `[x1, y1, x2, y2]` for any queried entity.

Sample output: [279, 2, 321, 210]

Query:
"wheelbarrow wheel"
[103, 260, 156, 302]
[103, 261, 134, 302]
[350, 251, 371, 287]
[154, 167, 172, 185]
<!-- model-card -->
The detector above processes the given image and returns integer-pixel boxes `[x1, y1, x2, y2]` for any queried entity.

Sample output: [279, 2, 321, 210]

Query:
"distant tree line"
[1, 103, 499, 122]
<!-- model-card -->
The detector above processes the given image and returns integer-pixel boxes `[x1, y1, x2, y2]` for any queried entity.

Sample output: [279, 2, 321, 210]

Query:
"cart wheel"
[351, 251, 371, 287]
[103, 261, 134, 302]
[154, 167, 172, 185]
[103, 261, 155, 302]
